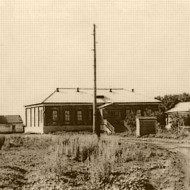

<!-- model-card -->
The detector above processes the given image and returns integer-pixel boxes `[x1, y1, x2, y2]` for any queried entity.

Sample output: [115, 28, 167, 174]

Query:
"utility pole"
[93, 24, 97, 134]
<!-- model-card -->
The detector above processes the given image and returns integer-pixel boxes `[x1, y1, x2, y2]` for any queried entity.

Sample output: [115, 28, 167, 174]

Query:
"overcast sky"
[0, 0, 190, 119]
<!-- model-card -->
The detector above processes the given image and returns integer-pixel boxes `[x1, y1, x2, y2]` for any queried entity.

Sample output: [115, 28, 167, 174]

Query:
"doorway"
[12, 125, 16, 132]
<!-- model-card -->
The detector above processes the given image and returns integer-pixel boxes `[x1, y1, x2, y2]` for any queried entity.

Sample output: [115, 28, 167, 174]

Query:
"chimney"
[77, 87, 80, 92]
[109, 88, 112, 92]
[56, 88, 59, 92]
[132, 89, 134, 92]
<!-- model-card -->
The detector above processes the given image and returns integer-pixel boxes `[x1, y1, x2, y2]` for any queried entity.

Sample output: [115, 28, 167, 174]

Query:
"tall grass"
[45, 134, 156, 183]
[1, 134, 167, 189]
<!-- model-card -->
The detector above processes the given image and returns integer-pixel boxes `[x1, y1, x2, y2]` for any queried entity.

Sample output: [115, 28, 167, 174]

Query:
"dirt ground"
[0, 134, 189, 190]
[121, 137, 190, 190]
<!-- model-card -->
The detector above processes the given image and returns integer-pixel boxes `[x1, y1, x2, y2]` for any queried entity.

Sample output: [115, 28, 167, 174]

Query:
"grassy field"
[0, 134, 186, 190]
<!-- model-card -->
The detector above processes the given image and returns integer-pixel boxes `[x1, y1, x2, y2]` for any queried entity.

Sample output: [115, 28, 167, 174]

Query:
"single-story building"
[166, 102, 190, 116]
[0, 115, 24, 133]
[25, 88, 160, 134]
[166, 102, 190, 126]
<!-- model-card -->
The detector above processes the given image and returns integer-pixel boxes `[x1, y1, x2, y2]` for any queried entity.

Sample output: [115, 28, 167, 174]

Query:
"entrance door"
[12, 125, 16, 132]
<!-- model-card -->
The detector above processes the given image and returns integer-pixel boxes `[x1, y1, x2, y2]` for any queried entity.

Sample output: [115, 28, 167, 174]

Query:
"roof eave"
[25, 103, 44, 107]
[25, 101, 159, 107]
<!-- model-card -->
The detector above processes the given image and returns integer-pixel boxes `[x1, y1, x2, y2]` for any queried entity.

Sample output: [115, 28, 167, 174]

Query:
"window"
[52, 110, 58, 121]
[65, 111, 70, 121]
[39, 109, 43, 123]
[33, 108, 35, 127]
[41, 110, 43, 122]
[30, 109, 32, 127]
[38, 107, 39, 126]
[26, 109, 30, 127]
[34, 108, 36, 127]
[35, 107, 38, 127]
[38, 109, 42, 123]
[136, 110, 142, 117]
[77, 110, 82, 121]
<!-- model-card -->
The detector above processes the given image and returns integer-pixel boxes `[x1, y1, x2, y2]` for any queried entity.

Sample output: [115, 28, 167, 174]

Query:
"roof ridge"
[42, 90, 57, 103]
[1, 115, 23, 124]
[58, 88, 124, 90]
[123, 88, 160, 100]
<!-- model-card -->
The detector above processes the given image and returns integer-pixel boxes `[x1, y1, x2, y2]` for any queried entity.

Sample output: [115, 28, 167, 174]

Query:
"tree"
[156, 93, 190, 112]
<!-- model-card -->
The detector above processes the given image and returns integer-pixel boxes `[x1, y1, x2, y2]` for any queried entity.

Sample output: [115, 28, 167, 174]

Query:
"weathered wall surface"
[25, 126, 44, 133]
[44, 105, 92, 126]
[0, 124, 24, 133]
[43, 125, 92, 134]
[15, 124, 24, 133]
[0, 124, 12, 133]
[136, 117, 157, 136]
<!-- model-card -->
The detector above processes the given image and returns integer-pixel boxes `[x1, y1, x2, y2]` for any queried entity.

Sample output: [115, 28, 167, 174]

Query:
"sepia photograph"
[0, 0, 190, 189]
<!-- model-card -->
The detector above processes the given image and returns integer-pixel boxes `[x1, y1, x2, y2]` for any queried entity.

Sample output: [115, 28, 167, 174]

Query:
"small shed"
[136, 117, 157, 137]
[0, 115, 24, 133]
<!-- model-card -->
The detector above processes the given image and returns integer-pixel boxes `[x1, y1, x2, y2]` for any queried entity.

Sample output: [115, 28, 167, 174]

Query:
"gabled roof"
[25, 88, 160, 106]
[0, 115, 23, 124]
[166, 102, 190, 113]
